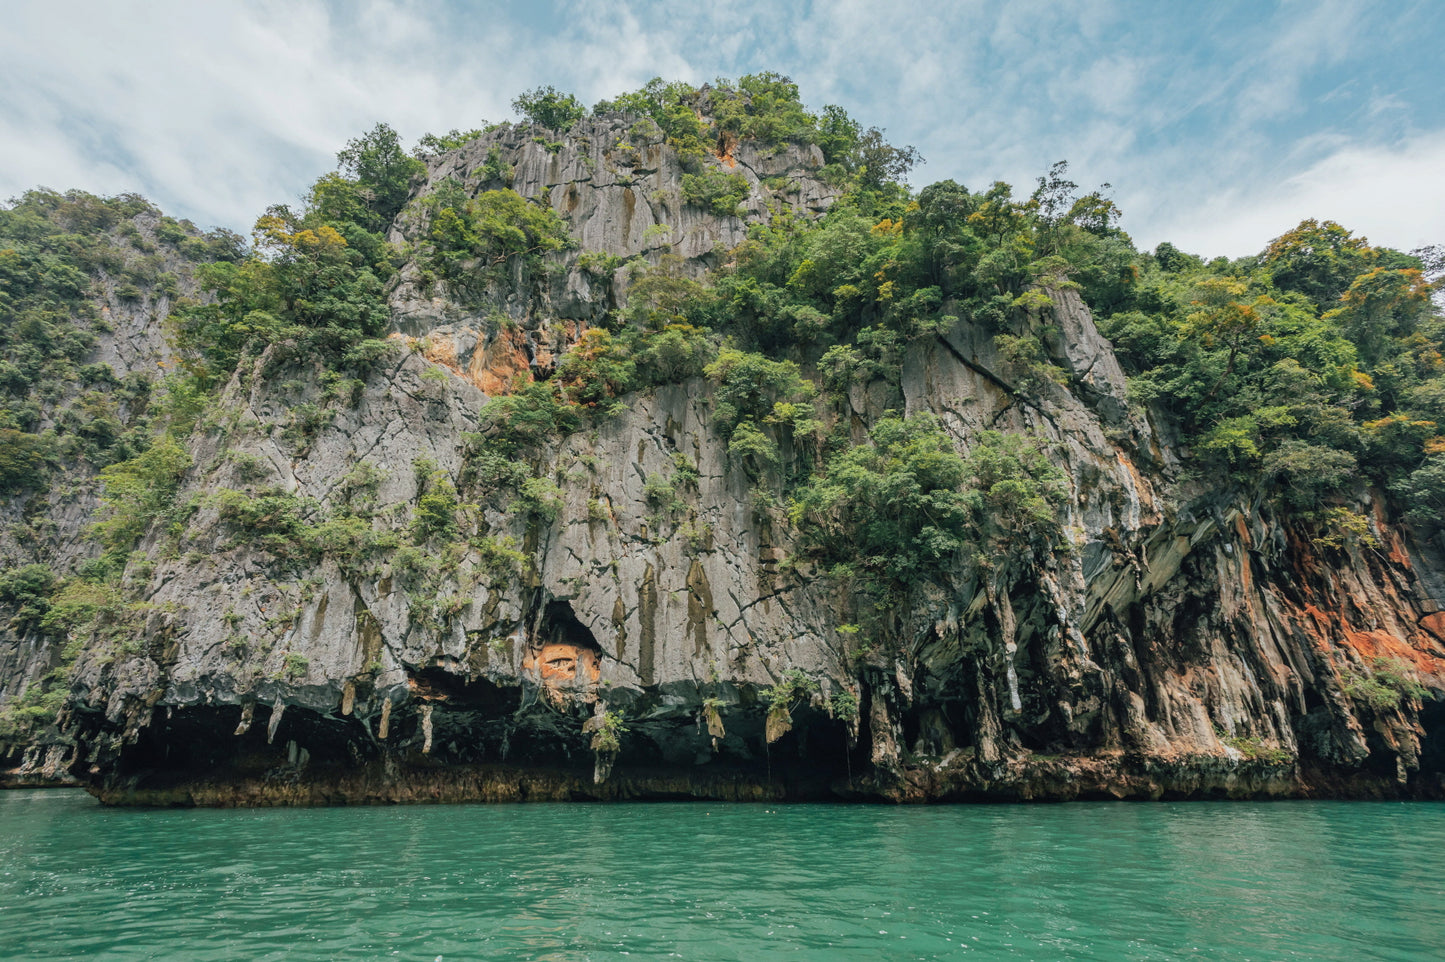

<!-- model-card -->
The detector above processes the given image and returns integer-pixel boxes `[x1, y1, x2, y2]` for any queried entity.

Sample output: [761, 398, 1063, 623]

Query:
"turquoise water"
[1, 791, 1441, 960]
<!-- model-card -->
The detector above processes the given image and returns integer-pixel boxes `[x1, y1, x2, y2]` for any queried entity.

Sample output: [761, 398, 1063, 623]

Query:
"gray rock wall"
[1, 209, 214, 778]
[388, 114, 837, 340]
[63, 279, 1445, 800]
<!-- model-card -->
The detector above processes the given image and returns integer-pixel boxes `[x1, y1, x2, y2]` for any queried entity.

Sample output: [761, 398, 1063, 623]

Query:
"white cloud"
[1135, 130, 1445, 257]
[0, 0, 517, 228]
[0, 0, 1439, 266]
[1231, 0, 1363, 124]
[549, 0, 696, 106]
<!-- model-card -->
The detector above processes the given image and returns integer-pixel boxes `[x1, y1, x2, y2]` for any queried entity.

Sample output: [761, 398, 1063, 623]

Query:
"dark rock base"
[84, 751, 1445, 807]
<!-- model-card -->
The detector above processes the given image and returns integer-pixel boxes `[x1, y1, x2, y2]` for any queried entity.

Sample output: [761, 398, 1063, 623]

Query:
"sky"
[2, 0, 1441, 259]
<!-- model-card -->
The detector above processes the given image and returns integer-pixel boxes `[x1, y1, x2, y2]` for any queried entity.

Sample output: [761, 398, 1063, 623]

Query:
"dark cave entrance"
[535, 599, 603, 652]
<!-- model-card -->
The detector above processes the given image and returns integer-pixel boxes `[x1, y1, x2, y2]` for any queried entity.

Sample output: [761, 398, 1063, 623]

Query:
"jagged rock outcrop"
[64, 304, 1445, 803]
[388, 112, 837, 337]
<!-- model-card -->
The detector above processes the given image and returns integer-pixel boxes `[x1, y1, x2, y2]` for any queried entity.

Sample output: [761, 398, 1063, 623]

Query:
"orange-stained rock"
[522, 643, 600, 687]
[469, 328, 532, 395]
[1421, 611, 1445, 645]
[420, 334, 460, 370]
[387, 322, 588, 396]
[389, 328, 539, 396]
[716, 130, 738, 167]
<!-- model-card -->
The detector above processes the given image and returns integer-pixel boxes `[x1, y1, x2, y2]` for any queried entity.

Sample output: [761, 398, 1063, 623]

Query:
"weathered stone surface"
[56, 299, 1445, 802]
[387, 114, 838, 343]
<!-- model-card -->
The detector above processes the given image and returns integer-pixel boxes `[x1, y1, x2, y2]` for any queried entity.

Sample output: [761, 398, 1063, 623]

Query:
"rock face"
[9, 121, 1445, 805]
[387, 113, 837, 337]
[0, 205, 216, 783]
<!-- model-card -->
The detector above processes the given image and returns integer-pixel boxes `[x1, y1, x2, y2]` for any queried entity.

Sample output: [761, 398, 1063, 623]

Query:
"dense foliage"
[420, 185, 573, 301]
[790, 415, 1066, 624]
[169, 124, 420, 382]
[1101, 219, 1442, 519]
[475, 78, 1441, 568]
[512, 86, 587, 132]
[618, 157, 1439, 538]
[591, 72, 922, 208]
[0, 190, 240, 489]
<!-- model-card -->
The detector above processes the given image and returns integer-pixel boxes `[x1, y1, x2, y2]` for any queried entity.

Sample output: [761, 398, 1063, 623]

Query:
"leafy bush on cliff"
[1342, 657, 1430, 711]
[412, 468, 461, 542]
[170, 125, 424, 383]
[0, 564, 56, 636]
[476, 380, 583, 456]
[789, 414, 1067, 644]
[172, 211, 391, 382]
[711, 72, 817, 145]
[790, 413, 974, 592]
[681, 170, 749, 217]
[423, 187, 572, 292]
[93, 434, 191, 571]
[761, 668, 819, 743]
[331, 123, 427, 233]
[0, 190, 238, 489]
[1392, 455, 1445, 533]
[592, 72, 919, 197]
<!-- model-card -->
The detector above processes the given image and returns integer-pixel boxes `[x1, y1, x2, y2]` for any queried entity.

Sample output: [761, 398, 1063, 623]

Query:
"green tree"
[1263, 219, 1375, 308]
[851, 127, 922, 192]
[789, 413, 975, 597]
[512, 86, 585, 131]
[0, 563, 57, 635]
[413, 127, 486, 158]
[335, 123, 426, 232]
[619, 255, 711, 330]
[92, 434, 191, 569]
[814, 104, 862, 164]
[1183, 277, 1273, 400]
[681, 170, 750, 216]
[1392, 454, 1445, 533]
[1327, 267, 1432, 365]
[704, 348, 815, 440]
[252, 209, 390, 345]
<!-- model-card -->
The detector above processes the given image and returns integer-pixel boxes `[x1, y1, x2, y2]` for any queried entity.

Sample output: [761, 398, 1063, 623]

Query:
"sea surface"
[0, 790, 1440, 961]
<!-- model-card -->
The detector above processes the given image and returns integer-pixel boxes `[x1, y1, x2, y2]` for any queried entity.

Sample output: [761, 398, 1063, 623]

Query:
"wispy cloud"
[1, 0, 1439, 258]
[1145, 129, 1445, 257]
[0, 0, 517, 227]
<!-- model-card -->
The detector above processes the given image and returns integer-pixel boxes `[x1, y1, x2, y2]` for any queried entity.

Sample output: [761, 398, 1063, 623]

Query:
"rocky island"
[2, 76, 1442, 804]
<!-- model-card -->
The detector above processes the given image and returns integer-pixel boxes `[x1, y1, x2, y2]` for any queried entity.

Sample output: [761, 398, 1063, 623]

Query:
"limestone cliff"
[0, 197, 230, 783]
[5, 96, 1444, 803]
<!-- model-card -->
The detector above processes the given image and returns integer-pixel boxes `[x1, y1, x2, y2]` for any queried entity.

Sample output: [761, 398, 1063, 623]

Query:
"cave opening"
[117, 704, 375, 787]
[409, 668, 521, 713]
[536, 599, 603, 653]
[1415, 697, 1445, 783]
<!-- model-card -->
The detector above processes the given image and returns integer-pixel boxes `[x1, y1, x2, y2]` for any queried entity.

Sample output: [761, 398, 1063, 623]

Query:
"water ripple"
[1, 793, 1441, 960]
